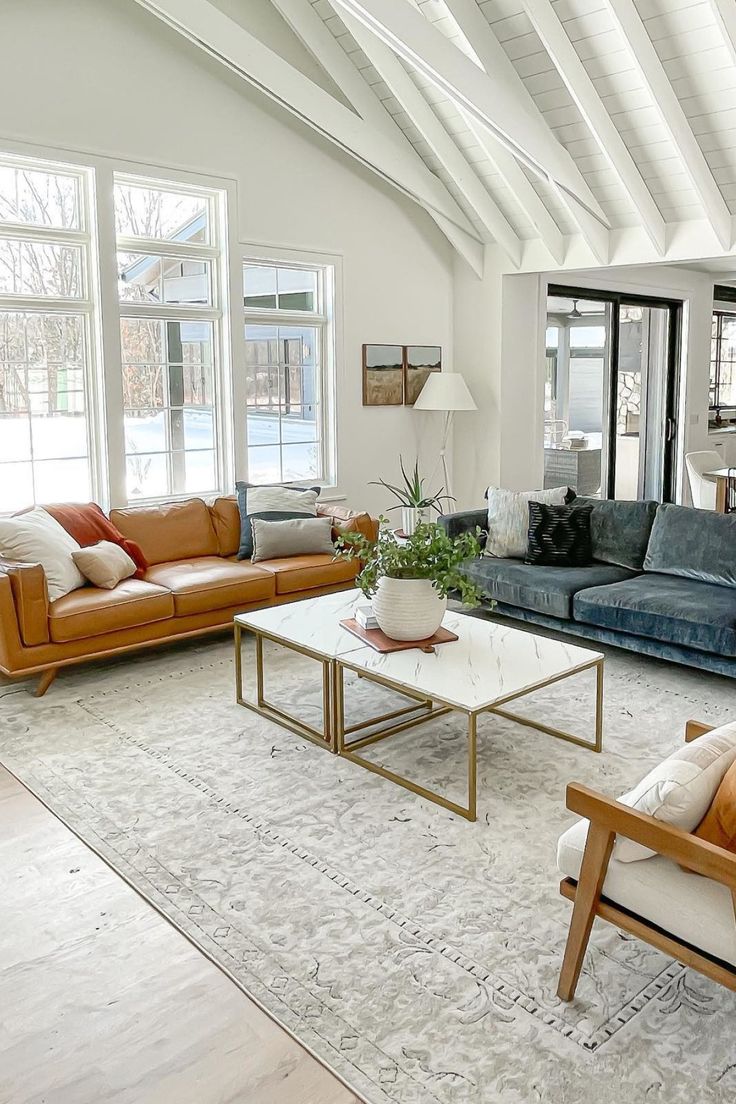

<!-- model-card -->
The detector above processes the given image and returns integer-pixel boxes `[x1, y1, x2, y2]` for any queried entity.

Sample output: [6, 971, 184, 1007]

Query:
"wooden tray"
[339, 619, 459, 654]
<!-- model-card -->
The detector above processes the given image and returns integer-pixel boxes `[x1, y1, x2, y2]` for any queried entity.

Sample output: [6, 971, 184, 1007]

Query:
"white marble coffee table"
[334, 612, 604, 821]
[234, 589, 432, 750]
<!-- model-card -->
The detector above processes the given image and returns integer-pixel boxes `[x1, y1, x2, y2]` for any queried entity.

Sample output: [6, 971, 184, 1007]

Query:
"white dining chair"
[685, 450, 722, 510]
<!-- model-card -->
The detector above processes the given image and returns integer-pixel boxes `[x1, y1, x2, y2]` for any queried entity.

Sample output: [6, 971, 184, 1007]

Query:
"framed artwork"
[404, 345, 441, 405]
[362, 343, 404, 406]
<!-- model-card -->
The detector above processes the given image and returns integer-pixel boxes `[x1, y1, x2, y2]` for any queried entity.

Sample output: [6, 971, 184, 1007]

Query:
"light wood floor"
[0, 765, 362, 1104]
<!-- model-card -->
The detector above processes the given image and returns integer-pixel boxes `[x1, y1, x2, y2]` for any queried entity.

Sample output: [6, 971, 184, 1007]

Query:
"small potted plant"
[372, 458, 454, 537]
[338, 521, 488, 641]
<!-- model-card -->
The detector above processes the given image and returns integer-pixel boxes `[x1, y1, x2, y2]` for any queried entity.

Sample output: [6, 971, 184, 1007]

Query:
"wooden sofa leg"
[34, 668, 58, 697]
[558, 822, 615, 1002]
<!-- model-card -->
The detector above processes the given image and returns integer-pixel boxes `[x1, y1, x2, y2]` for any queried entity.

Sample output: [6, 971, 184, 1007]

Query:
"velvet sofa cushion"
[461, 557, 638, 620]
[574, 574, 736, 656]
[643, 503, 736, 587]
[574, 496, 658, 570]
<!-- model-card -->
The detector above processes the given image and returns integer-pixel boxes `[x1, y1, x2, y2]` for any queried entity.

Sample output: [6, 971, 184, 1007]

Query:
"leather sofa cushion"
[49, 579, 174, 643]
[574, 574, 736, 656]
[644, 502, 736, 587]
[110, 498, 218, 566]
[461, 557, 638, 620]
[145, 557, 275, 616]
[209, 496, 240, 557]
[257, 554, 358, 595]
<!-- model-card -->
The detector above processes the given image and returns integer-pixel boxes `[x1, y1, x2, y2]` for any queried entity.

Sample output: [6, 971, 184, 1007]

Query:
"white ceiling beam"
[268, 0, 394, 136]
[709, 0, 736, 69]
[402, 0, 564, 263]
[603, 0, 731, 250]
[522, 0, 665, 256]
[268, 0, 484, 274]
[440, 0, 608, 262]
[333, 4, 522, 264]
[132, 0, 483, 271]
[459, 113, 566, 264]
[330, 0, 608, 226]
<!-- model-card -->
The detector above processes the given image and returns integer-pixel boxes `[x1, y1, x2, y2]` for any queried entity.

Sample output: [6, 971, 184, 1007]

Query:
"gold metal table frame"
[234, 622, 439, 752]
[333, 656, 604, 822]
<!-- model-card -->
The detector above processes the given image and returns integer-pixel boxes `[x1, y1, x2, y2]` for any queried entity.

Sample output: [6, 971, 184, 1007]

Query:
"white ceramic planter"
[372, 576, 447, 641]
[400, 506, 427, 536]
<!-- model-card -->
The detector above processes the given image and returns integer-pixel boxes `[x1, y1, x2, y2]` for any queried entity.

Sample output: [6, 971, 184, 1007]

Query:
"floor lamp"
[413, 372, 477, 500]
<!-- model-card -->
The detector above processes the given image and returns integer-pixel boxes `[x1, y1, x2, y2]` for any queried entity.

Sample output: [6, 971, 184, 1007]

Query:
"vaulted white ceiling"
[136, 0, 736, 275]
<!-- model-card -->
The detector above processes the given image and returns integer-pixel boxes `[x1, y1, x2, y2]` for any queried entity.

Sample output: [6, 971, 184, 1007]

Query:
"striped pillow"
[235, 482, 319, 559]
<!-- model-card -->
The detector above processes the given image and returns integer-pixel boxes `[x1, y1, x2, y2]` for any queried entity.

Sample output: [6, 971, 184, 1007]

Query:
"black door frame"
[548, 284, 683, 502]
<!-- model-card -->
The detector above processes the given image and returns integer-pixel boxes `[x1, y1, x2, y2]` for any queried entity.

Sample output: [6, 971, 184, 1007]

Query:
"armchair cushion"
[557, 817, 736, 968]
[613, 720, 736, 862]
[695, 761, 736, 854]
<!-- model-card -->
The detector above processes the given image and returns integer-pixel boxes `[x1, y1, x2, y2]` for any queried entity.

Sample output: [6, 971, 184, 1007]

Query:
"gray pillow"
[485, 486, 570, 558]
[251, 516, 336, 563]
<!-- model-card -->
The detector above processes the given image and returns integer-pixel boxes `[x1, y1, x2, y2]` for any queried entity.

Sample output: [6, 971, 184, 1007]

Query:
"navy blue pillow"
[235, 482, 321, 559]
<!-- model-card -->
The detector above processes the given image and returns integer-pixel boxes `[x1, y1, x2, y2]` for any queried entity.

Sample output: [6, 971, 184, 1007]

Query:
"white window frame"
[241, 244, 339, 490]
[0, 150, 103, 508]
[113, 171, 229, 504]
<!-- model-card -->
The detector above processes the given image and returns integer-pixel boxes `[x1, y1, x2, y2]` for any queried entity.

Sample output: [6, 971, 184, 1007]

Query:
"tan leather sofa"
[0, 497, 375, 696]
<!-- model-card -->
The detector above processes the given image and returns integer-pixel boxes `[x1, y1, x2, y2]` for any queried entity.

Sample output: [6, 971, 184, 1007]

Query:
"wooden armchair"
[557, 720, 736, 1000]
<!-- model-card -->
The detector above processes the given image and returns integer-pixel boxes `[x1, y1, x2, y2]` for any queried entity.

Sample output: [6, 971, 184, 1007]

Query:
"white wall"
[0, 0, 455, 516]
[453, 258, 716, 508]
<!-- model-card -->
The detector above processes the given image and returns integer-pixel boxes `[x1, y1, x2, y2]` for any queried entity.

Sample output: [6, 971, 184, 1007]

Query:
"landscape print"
[404, 344, 441, 405]
[362, 343, 404, 405]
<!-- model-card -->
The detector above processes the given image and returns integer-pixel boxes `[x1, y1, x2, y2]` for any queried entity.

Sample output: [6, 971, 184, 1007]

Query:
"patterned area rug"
[2, 619, 736, 1103]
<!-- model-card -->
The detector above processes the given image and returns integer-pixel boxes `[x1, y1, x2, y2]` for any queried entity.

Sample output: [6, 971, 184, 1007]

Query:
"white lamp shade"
[413, 372, 477, 411]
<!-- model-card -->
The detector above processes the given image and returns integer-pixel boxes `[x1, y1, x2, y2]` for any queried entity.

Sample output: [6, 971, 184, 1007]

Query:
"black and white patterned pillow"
[524, 502, 594, 567]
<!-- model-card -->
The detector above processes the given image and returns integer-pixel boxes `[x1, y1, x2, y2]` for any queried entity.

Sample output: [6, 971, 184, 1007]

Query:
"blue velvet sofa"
[440, 498, 736, 678]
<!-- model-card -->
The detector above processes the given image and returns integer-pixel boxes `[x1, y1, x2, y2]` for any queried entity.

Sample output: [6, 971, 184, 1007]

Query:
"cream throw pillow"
[0, 507, 85, 601]
[615, 720, 736, 861]
[72, 541, 137, 589]
[485, 486, 570, 558]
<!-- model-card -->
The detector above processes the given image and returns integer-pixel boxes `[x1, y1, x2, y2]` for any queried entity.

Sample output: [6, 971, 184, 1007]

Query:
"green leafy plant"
[371, 457, 454, 513]
[337, 520, 489, 607]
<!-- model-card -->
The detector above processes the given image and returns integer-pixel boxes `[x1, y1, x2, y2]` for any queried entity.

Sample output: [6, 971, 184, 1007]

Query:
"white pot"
[372, 576, 447, 641]
[400, 506, 427, 536]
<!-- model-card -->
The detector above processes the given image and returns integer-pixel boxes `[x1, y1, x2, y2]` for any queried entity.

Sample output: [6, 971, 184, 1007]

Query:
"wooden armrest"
[566, 782, 736, 889]
[685, 719, 715, 742]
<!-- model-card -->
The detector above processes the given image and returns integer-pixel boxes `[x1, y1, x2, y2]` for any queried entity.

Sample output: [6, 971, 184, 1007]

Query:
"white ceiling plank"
[132, 0, 484, 272]
[332, 4, 523, 263]
[330, 0, 609, 225]
[708, 0, 736, 70]
[522, 0, 666, 255]
[441, 0, 608, 259]
[603, 0, 732, 249]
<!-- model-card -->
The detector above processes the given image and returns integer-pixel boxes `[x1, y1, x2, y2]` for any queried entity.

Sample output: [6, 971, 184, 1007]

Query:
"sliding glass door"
[546, 287, 681, 502]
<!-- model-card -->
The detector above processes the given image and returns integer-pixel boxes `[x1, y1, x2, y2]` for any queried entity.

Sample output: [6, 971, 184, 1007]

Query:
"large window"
[710, 310, 736, 412]
[0, 156, 96, 509]
[244, 261, 331, 484]
[115, 176, 223, 500]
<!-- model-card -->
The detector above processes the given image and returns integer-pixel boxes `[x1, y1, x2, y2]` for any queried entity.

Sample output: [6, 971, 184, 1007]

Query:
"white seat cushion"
[557, 818, 736, 967]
